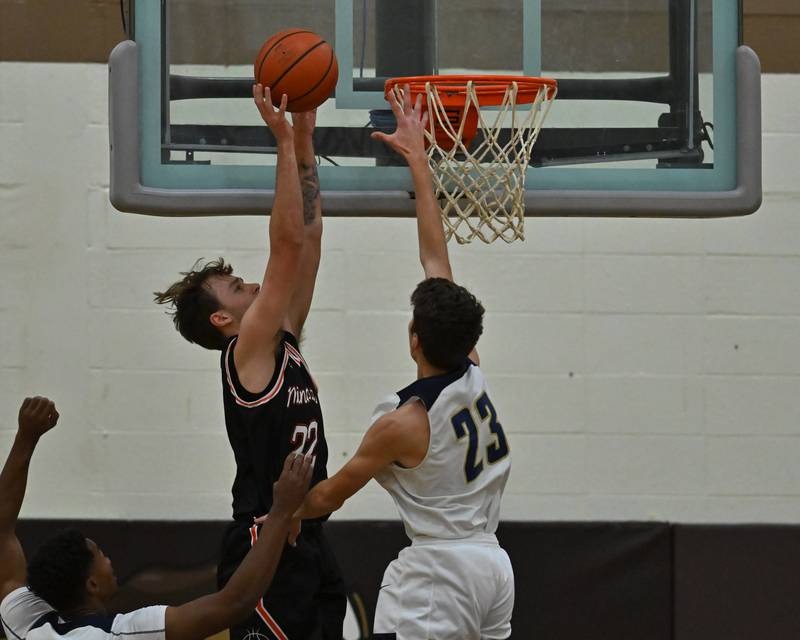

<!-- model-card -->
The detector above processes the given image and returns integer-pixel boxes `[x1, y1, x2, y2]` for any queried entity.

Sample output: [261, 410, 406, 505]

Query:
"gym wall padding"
[673, 524, 800, 640]
[14, 520, 800, 639]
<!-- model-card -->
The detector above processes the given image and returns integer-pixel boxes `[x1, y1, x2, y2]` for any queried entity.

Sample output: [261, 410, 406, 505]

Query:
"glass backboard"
[109, 0, 761, 218]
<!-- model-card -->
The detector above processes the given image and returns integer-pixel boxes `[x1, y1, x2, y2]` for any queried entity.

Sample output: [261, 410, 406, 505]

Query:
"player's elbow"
[271, 208, 305, 247]
[271, 226, 304, 258]
[313, 484, 344, 515]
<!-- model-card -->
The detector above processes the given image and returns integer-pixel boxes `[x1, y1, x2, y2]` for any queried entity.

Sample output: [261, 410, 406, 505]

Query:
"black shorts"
[217, 520, 346, 640]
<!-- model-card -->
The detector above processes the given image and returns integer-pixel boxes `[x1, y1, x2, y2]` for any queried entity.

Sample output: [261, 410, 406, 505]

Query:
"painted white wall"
[1, 64, 799, 523]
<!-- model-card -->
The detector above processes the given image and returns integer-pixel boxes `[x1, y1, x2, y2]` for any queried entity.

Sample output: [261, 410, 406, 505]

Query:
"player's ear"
[210, 310, 232, 328]
[85, 574, 100, 597]
[409, 331, 421, 357]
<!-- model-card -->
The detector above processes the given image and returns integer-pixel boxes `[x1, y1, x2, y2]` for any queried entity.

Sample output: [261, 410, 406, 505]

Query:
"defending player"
[0, 396, 314, 640]
[154, 86, 345, 639]
[271, 86, 514, 639]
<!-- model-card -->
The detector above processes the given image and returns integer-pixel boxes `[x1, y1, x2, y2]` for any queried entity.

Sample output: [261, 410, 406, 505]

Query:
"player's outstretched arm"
[235, 86, 305, 380]
[292, 402, 429, 523]
[164, 453, 313, 640]
[371, 85, 453, 282]
[284, 110, 323, 337]
[0, 397, 59, 601]
[371, 87, 481, 362]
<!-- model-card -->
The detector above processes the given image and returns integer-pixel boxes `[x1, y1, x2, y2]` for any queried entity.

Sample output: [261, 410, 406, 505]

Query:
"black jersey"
[220, 331, 329, 521]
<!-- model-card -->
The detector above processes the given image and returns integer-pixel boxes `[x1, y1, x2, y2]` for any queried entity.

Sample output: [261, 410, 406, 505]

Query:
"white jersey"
[1, 587, 166, 640]
[372, 360, 511, 540]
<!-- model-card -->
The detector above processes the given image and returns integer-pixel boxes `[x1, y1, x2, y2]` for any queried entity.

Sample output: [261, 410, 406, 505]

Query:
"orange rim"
[384, 74, 558, 108]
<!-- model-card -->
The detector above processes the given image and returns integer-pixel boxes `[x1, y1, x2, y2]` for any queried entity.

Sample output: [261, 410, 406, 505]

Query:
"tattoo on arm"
[300, 162, 320, 225]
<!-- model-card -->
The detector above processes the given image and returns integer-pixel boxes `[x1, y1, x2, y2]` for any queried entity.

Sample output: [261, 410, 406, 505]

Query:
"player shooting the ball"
[155, 85, 345, 640]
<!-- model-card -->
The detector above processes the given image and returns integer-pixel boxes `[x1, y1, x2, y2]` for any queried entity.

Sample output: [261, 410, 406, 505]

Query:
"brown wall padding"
[673, 525, 800, 640]
[14, 520, 226, 612]
[11, 520, 800, 639]
[325, 521, 674, 640]
[13, 520, 673, 640]
[496, 522, 672, 640]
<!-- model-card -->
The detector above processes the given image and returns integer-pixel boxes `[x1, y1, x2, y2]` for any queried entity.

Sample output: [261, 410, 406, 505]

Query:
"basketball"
[254, 29, 338, 113]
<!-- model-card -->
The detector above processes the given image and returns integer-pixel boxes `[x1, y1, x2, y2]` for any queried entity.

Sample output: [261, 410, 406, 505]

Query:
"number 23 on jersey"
[451, 393, 510, 483]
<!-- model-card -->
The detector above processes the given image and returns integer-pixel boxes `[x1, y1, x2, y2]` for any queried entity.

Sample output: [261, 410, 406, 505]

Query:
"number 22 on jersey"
[290, 420, 319, 456]
[451, 393, 509, 483]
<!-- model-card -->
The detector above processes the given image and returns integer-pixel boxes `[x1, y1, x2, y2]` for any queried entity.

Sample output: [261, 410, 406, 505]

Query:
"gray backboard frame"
[109, 40, 761, 218]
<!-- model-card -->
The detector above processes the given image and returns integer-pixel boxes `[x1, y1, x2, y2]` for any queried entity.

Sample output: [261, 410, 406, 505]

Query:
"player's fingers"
[30, 397, 48, 416]
[413, 93, 423, 116]
[264, 86, 275, 111]
[50, 409, 60, 426]
[283, 451, 298, 473]
[370, 131, 390, 144]
[41, 399, 55, 419]
[279, 93, 288, 116]
[387, 88, 403, 118]
[254, 84, 268, 112]
[402, 84, 412, 112]
[421, 110, 429, 129]
[253, 513, 268, 525]
[253, 85, 271, 119]
[301, 454, 314, 482]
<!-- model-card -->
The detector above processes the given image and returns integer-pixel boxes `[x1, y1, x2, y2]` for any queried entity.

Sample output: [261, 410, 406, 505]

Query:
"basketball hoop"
[384, 75, 557, 244]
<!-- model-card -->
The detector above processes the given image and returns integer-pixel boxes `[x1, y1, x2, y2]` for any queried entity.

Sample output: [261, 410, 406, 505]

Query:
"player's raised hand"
[17, 396, 59, 440]
[271, 453, 314, 519]
[371, 84, 429, 162]
[253, 84, 293, 142]
[291, 109, 317, 139]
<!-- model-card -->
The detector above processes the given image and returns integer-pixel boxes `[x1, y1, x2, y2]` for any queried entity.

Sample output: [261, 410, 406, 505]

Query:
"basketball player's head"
[26, 529, 118, 615]
[409, 277, 484, 370]
[155, 258, 260, 350]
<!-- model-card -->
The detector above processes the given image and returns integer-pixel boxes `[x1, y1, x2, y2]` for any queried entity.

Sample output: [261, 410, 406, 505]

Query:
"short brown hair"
[154, 257, 233, 350]
[411, 277, 484, 370]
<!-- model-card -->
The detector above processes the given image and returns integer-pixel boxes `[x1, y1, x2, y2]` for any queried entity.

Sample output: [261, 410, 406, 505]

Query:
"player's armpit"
[0, 535, 27, 601]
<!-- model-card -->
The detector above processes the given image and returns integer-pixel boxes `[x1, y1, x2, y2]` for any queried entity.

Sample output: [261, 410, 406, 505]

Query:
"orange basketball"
[254, 29, 339, 113]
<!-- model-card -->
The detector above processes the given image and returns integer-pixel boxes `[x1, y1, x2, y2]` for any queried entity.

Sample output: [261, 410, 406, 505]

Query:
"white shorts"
[373, 533, 514, 640]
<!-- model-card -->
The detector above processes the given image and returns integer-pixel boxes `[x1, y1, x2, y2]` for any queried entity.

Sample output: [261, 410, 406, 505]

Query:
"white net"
[418, 79, 556, 244]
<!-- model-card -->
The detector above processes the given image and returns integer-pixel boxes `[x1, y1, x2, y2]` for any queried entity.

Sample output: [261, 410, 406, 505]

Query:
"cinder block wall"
[0, 65, 798, 522]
